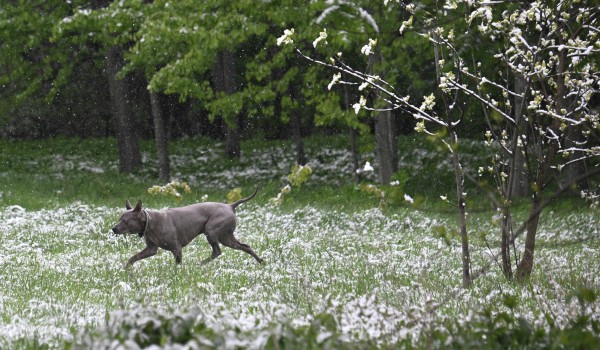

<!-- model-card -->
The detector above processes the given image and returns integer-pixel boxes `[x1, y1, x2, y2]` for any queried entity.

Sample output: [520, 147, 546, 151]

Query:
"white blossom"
[327, 73, 341, 91]
[312, 28, 327, 48]
[420, 93, 436, 111]
[400, 16, 413, 34]
[353, 95, 367, 114]
[276, 28, 294, 46]
[360, 39, 377, 55]
[414, 120, 427, 133]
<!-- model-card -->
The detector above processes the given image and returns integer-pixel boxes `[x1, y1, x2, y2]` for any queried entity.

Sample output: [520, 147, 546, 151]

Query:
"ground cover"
[0, 135, 598, 349]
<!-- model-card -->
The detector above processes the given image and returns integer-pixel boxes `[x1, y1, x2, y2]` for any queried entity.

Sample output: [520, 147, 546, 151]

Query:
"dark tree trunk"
[344, 85, 361, 183]
[516, 42, 566, 280]
[212, 50, 240, 159]
[516, 194, 542, 280]
[563, 125, 590, 192]
[150, 91, 170, 182]
[349, 127, 361, 183]
[367, 47, 397, 185]
[450, 130, 472, 288]
[222, 119, 240, 159]
[500, 206, 513, 279]
[375, 109, 397, 184]
[498, 71, 529, 278]
[289, 86, 307, 165]
[511, 71, 529, 197]
[290, 108, 306, 165]
[432, 30, 471, 287]
[105, 45, 142, 173]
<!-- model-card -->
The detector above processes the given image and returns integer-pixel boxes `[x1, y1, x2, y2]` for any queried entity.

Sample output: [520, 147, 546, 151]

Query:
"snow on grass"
[1, 136, 488, 193]
[0, 202, 597, 347]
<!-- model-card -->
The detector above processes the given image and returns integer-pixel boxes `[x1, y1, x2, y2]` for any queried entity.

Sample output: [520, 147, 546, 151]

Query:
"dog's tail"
[230, 186, 259, 209]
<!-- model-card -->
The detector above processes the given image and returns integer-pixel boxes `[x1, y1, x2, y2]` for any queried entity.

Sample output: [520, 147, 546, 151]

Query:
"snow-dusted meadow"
[0, 137, 598, 348]
[0, 202, 598, 348]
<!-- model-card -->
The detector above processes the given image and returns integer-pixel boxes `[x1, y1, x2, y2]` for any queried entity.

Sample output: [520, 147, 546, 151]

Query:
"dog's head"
[111, 199, 146, 236]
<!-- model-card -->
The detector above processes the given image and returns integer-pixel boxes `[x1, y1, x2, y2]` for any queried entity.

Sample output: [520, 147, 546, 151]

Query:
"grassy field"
[0, 135, 598, 349]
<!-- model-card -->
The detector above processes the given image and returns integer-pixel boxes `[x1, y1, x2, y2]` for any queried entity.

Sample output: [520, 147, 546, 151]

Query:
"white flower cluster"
[399, 16, 413, 35]
[581, 190, 600, 209]
[420, 93, 436, 111]
[276, 28, 294, 46]
[353, 95, 367, 114]
[328, 73, 341, 91]
[360, 38, 377, 56]
[312, 28, 327, 48]
[358, 76, 378, 91]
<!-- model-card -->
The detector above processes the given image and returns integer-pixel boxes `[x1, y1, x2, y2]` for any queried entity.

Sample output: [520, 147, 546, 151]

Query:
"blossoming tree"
[437, 0, 599, 279]
[278, 0, 599, 283]
[278, 2, 475, 287]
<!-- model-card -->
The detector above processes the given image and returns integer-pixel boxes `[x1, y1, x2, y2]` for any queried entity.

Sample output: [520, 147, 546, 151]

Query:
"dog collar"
[140, 209, 150, 237]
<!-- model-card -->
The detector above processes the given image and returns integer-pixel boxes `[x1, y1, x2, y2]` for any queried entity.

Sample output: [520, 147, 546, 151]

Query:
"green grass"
[0, 135, 598, 349]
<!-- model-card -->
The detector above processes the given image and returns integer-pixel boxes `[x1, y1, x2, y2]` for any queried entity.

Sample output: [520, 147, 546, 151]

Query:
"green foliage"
[437, 290, 600, 349]
[287, 164, 313, 188]
[72, 292, 600, 349]
[358, 169, 417, 210]
[359, 184, 387, 210]
[0, 1, 73, 116]
[272, 164, 313, 205]
[73, 307, 381, 350]
[226, 187, 243, 204]
[147, 181, 192, 201]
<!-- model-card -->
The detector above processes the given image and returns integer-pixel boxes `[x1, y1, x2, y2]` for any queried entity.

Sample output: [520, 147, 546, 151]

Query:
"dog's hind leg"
[201, 236, 222, 265]
[171, 244, 183, 264]
[220, 232, 263, 264]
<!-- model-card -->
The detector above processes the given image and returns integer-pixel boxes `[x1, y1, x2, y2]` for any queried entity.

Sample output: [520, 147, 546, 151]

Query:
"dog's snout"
[111, 226, 119, 234]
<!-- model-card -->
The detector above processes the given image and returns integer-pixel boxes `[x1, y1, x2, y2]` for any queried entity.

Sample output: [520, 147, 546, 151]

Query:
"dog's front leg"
[125, 245, 158, 269]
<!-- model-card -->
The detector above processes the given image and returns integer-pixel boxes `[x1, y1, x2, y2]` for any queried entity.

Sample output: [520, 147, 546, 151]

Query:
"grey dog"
[111, 188, 263, 268]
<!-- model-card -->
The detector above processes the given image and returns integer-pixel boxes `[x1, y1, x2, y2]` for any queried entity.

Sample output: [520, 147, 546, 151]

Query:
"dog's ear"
[133, 199, 143, 212]
[126, 199, 133, 210]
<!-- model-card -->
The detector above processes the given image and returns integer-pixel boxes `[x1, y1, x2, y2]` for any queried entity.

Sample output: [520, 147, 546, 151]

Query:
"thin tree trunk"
[150, 91, 170, 182]
[511, 71, 529, 197]
[349, 128, 360, 183]
[106, 45, 142, 173]
[290, 108, 306, 165]
[368, 47, 397, 185]
[433, 31, 470, 287]
[450, 130, 471, 288]
[500, 206, 513, 279]
[289, 86, 307, 165]
[516, 194, 542, 279]
[499, 71, 529, 278]
[375, 109, 397, 184]
[212, 50, 240, 159]
[222, 121, 240, 159]
[344, 85, 361, 183]
[516, 41, 566, 280]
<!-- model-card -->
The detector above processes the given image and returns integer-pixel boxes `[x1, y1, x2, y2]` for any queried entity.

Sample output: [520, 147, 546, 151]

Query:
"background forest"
[1, 0, 486, 173]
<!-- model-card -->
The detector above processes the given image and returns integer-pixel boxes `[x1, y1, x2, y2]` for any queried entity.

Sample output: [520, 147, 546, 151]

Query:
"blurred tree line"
[0, 1, 440, 179]
[0, 1, 596, 186]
